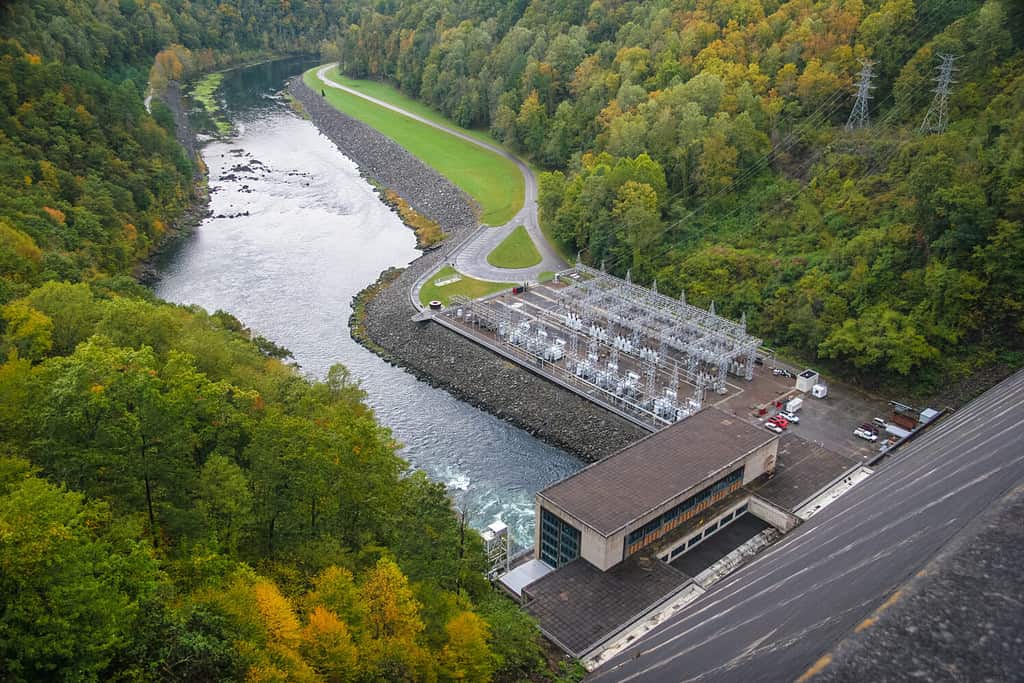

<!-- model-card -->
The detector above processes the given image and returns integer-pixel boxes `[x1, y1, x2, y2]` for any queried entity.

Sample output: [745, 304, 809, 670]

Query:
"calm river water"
[154, 58, 580, 548]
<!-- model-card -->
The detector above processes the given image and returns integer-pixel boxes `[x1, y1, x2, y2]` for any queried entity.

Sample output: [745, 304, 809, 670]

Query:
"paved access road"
[315, 65, 565, 283]
[591, 369, 1024, 683]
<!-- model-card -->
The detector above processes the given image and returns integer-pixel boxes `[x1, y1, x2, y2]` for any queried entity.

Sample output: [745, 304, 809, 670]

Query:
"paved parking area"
[785, 379, 890, 461]
[716, 362, 892, 464]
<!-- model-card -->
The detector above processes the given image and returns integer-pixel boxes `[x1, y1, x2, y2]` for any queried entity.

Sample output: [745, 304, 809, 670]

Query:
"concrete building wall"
[585, 528, 622, 571]
[748, 495, 801, 532]
[743, 440, 780, 486]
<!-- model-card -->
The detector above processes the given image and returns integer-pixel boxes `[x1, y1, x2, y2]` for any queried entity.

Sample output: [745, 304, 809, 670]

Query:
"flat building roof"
[538, 407, 776, 536]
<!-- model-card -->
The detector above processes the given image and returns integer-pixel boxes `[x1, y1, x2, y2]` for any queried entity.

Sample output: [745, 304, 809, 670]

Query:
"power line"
[584, 0, 963, 274]
[919, 53, 959, 134]
[845, 59, 876, 131]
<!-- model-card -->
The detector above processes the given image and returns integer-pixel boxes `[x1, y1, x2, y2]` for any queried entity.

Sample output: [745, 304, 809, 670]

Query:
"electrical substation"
[433, 261, 762, 431]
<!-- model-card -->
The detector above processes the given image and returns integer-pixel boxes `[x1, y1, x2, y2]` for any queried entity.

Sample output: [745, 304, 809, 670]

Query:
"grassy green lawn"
[419, 266, 513, 306]
[305, 68, 523, 226]
[486, 226, 542, 269]
[323, 68, 505, 149]
[322, 67, 546, 177]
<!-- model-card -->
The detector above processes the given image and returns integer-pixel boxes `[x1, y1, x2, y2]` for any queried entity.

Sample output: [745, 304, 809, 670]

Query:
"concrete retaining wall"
[749, 494, 802, 532]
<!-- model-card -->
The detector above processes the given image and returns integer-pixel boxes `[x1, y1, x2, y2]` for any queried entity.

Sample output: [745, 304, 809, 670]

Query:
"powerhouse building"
[534, 407, 779, 571]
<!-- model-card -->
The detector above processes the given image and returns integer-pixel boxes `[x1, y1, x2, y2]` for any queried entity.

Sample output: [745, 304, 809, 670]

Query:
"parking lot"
[712, 361, 892, 464]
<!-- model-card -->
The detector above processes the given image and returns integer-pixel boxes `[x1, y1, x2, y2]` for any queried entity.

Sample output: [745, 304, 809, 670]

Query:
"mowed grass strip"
[305, 69, 523, 226]
[419, 266, 513, 306]
[323, 67, 546, 180]
[324, 67, 504, 149]
[486, 226, 542, 269]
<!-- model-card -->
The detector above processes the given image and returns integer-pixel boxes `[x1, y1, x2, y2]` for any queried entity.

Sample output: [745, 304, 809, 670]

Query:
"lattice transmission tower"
[919, 54, 959, 134]
[845, 59, 876, 131]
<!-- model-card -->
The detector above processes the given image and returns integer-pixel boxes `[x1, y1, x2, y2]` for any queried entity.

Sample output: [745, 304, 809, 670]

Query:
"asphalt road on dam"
[592, 370, 1024, 682]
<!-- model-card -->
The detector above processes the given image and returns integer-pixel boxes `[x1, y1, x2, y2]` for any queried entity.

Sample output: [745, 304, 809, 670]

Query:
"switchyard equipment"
[553, 262, 761, 395]
[439, 262, 761, 431]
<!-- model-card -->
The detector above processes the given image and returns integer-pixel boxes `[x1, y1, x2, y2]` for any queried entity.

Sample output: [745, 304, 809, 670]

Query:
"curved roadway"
[315, 64, 566, 286]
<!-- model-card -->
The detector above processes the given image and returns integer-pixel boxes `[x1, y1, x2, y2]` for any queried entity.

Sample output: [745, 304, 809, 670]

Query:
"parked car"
[854, 427, 879, 442]
[764, 421, 784, 434]
[858, 423, 879, 434]
[777, 410, 800, 424]
[769, 416, 789, 429]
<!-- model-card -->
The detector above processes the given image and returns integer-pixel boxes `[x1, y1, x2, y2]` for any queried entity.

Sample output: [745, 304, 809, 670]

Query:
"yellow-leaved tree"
[300, 606, 359, 682]
[357, 557, 436, 681]
[439, 611, 497, 682]
[208, 571, 319, 682]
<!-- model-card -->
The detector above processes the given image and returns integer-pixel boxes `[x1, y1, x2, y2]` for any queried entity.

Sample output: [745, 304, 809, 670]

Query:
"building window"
[539, 507, 581, 568]
[688, 536, 700, 548]
[736, 503, 748, 516]
[624, 465, 746, 557]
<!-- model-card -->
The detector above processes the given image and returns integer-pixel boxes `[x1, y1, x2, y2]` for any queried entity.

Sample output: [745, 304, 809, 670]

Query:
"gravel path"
[290, 77, 644, 461]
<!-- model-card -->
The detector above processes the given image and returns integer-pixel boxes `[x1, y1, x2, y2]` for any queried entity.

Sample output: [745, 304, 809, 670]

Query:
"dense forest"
[0, 3, 552, 681]
[0, 282, 541, 680]
[327, 0, 1024, 390]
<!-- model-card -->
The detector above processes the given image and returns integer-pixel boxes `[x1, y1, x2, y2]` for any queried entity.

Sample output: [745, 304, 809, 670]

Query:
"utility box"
[812, 384, 828, 398]
[786, 397, 804, 413]
[796, 370, 819, 393]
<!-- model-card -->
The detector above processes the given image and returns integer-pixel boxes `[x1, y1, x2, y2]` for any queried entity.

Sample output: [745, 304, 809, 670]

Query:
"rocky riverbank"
[290, 76, 645, 461]
[135, 80, 210, 285]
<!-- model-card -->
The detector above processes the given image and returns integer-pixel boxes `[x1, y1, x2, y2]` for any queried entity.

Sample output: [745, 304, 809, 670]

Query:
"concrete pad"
[747, 434, 858, 511]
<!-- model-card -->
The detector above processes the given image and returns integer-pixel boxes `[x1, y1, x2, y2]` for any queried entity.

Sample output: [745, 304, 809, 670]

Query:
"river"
[153, 58, 581, 549]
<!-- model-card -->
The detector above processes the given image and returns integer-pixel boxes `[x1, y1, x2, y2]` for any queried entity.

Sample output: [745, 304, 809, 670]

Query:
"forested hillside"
[1, 282, 539, 680]
[2, 0, 343, 74]
[1, 0, 1021, 678]
[327, 0, 1024, 390]
[0, 3, 547, 681]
